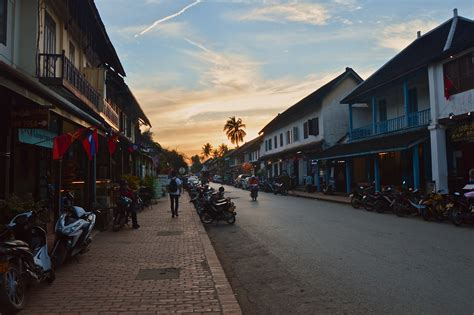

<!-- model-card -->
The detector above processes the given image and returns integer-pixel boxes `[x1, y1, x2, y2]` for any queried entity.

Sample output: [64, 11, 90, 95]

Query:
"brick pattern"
[22, 196, 241, 314]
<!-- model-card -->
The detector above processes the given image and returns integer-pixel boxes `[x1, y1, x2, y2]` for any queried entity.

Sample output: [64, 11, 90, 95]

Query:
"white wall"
[0, 0, 14, 64]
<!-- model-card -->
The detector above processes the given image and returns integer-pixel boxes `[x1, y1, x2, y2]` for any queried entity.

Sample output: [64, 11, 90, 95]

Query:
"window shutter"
[308, 119, 313, 135]
[304, 122, 308, 139]
[313, 117, 319, 136]
[293, 126, 299, 141]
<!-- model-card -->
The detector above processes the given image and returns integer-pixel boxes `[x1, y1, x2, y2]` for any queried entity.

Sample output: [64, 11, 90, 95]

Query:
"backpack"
[168, 178, 178, 193]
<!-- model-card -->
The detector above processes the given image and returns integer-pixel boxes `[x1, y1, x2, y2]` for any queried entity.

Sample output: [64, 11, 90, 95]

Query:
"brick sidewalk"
[22, 196, 241, 315]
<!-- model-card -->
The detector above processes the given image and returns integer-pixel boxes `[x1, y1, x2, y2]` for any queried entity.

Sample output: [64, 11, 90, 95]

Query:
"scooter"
[250, 184, 259, 201]
[350, 185, 374, 209]
[113, 196, 132, 231]
[51, 193, 97, 268]
[0, 208, 55, 313]
[273, 182, 288, 195]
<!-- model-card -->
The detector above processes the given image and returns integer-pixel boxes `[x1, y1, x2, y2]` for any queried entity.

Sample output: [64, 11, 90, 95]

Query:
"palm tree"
[201, 143, 213, 160]
[212, 149, 220, 159]
[223, 116, 246, 147]
[218, 143, 229, 156]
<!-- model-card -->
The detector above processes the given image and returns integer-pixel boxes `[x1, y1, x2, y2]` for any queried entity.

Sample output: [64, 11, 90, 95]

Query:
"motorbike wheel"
[351, 196, 361, 209]
[421, 207, 431, 221]
[52, 240, 69, 270]
[113, 210, 125, 231]
[363, 198, 373, 211]
[450, 207, 463, 226]
[226, 214, 236, 225]
[0, 262, 27, 313]
[46, 270, 56, 284]
[200, 212, 214, 224]
[374, 200, 386, 213]
[393, 203, 404, 217]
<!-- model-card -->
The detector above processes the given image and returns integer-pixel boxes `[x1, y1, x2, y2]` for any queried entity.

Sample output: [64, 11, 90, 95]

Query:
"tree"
[224, 116, 246, 147]
[218, 143, 229, 156]
[190, 155, 202, 174]
[201, 143, 213, 160]
[212, 149, 220, 159]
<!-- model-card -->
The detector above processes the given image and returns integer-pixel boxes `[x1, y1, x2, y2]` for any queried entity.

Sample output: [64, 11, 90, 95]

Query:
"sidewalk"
[23, 196, 241, 314]
[288, 190, 351, 204]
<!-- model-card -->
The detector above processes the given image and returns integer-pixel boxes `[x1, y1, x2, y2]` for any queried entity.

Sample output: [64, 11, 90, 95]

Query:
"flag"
[128, 143, 139, 153]
[82, 128, 99, 160]
[52, 128, 86, 160]
[444, 73, 456, 100]
[107, 134, 119, 155]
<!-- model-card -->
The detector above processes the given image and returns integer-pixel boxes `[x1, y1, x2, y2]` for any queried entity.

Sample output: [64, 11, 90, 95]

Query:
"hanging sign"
[18, 129, 57, 149]
[11, 107, 49, 129]
[450, 122, 474, 142]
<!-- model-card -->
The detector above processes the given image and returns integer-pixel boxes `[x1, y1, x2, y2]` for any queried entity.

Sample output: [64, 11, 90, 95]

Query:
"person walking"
[168, 170, 183, 218]
[119, 180, 140, 229]
[305, 174, 313, 193]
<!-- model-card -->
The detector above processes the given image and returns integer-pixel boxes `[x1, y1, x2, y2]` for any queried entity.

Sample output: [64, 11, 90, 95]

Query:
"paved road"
[206, 185, 473, 315]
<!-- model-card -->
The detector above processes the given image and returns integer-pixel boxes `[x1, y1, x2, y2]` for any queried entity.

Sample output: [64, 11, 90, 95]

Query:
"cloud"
[377, 19, 439, 51]
[237, 2, 329, 26]
[112, 21, 189, 40]
[332, 0, 362, 11]
[135, 0, 201, 37]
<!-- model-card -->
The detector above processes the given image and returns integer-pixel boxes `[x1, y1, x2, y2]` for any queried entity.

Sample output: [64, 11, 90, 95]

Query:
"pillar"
[371, 97, 377, 134]
[403, 81, 409, 127]
[412, 145, 420, 190]
[89, 155, 97, 207]
[316, 162, 321, 192]
[348, 103, 353, 139]
[374, 155, 381, 192]
[429, 125, 448, 193]
[345, 159, 352, 194]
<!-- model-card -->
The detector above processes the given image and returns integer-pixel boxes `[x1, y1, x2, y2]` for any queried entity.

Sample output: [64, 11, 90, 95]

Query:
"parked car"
[234, 174, 251, 188]
[212, 175, 223, 183]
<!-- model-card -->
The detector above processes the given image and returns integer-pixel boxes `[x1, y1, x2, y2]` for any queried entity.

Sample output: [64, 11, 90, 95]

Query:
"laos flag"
[82, 129, 99, 160]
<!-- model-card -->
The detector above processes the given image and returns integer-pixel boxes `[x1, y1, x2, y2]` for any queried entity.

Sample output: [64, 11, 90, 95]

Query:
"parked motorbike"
[362, 191, 378, 211]
[113, 196, 132, 231]
[350, 185, 374, 209]
[273, 182, 288, 195]
[0, 208, 55, 313]
[250, 184, 259, 201]
[51, 193, 98, 268]
[447, 187, 474, 226]
[199, 187, 237, 225]
[373, 186, 396, 213]
[419, 190, 449, 221]
[393, 186, 425, 217]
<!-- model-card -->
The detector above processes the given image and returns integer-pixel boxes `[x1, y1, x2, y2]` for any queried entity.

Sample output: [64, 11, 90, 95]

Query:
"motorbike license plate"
[446, 203, 454, 209]
[349, 194, 354, 198]
[0, 261, 9, 273]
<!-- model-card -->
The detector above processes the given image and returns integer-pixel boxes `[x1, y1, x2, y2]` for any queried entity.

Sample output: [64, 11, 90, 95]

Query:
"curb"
[190, 201, 242, 315]
[288, 191, 351, 204]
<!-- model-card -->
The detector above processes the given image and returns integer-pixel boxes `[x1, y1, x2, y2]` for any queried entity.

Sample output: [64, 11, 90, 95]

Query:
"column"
[412, 145, 420, 190]
[316, 162, 321, 192]
[348, 103, 353, 140]
[374, 155, 381, 192]
[90, 155, 97, 207]
[403, 81, 409, 127]
[429, 125, 448, 193]
[371, 97, 377, 134]
[345, 159, 352, 194]
[366, 157, 371, 182]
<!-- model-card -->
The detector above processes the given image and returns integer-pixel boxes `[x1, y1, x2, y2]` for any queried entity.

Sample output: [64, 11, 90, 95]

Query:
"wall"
[0, 0, 14, 64]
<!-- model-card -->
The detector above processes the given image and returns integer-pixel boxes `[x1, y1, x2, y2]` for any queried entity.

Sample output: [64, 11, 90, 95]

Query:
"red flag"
[444, 73, 456, 100]
[82, 128, 99, 160]
[108, 134, 118, 155]
[53, 134, 72, 160]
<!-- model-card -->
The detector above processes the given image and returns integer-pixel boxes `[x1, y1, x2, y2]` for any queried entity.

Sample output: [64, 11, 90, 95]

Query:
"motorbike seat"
[4, 240, 29, 247]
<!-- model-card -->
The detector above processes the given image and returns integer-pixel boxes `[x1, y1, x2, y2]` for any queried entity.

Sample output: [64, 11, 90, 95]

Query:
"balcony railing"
[38, 52, 100, 108]
[351, 109, 431, 140]
[103, 99, 120, 129]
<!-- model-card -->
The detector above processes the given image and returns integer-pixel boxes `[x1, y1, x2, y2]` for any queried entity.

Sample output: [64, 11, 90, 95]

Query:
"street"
[206, 185, 474, 314]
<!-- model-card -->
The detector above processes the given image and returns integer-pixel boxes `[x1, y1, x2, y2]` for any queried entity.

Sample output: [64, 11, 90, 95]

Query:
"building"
[259, 68, 363, 187]
[314, 9, 474, 194]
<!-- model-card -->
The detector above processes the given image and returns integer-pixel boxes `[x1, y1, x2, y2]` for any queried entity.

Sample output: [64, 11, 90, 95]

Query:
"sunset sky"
[95, 0, 473, 158]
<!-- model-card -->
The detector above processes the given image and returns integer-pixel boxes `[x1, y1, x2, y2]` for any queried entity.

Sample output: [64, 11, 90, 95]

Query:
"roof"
[260, 140, 324, 161]
[312, 130, 429, 160]
[260, 67, 363, 134]
[342, 13, 474, 103]
[238, 135, 264, 153]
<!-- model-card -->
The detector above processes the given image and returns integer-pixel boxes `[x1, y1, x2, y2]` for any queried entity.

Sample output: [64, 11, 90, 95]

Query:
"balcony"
[351, 109, 431, 140]
[38, 52, 100, 109]
[102, 99, 120, 130]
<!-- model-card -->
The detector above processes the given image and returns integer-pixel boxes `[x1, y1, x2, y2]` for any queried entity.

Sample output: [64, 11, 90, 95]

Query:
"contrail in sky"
[135, 0, 201, 37]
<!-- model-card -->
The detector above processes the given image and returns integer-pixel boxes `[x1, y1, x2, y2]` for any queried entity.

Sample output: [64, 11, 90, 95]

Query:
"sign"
[11, 107, 49, 129]
[18, 129, 56, 149]
[179, 167, 186, 175]
[451, 122, 474, 142]
[155, 174, 170, 198]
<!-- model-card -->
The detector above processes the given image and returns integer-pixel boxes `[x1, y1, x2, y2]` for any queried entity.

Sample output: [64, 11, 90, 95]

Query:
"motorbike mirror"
[402, 180, 406, 185]
[454, 192, 460, 196]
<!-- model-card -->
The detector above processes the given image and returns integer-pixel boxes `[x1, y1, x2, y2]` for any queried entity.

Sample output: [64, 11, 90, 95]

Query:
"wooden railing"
[38, 52, 100, 108]
[103, 99, 120, 129]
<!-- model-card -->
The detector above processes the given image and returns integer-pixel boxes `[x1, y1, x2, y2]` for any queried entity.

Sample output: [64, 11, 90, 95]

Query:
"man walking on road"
[168, 170, 182, 218]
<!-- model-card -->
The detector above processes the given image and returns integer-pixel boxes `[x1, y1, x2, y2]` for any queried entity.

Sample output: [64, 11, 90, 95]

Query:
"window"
[286, 130, 291, 144]
[443, 52, 474, 96]
[269, 138, 272, 150]
[293, 126, 299, 142]
[308, 117, 319, 136]
[44, 12, 56, 54]
[0, 0, 7, 45]
[274, 136, 277, 148]
[280, 133, 283, 146]
[265, 140, 268, 151]
[378, 100, 387, 121]
[408, 88, 418, 113]
[303, 122, 309, 139]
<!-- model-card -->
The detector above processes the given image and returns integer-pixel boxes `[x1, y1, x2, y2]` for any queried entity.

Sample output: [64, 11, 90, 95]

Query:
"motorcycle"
[250, 184, 259, 201]
[51, 194, 98, 268]
[447, 186, 474, 226]
[350, 184, 374, 209]
[362, 191, 378, 211]
[419, 190, 449, 221]
[373, 186, 396, 213]
[393, 186, 425, 217]
[0, 208, 55, 313]
[200, 188, 237, 225]
[273, 182, 288, 195]
[113, 196, 132, 231]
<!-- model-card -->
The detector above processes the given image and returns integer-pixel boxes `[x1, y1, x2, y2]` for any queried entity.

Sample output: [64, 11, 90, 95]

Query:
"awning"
[259, 140, 324, 161]
[313, 130, 429, 160]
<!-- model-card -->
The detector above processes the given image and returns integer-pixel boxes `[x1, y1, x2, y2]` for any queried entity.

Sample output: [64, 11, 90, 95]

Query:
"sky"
[95, 0, 474, 158]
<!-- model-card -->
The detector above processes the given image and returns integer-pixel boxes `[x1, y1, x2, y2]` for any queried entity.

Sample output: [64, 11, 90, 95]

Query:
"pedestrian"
[168, 170, 183, 218]
[119, 180, 140, 229]
[305, 174, 313, 193]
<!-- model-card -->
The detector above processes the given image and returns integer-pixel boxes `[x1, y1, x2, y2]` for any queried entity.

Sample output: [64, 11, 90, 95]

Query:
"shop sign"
[451, 122, 474, 142]
[18, 129, 57, 149]
[11, 107, 49, 129]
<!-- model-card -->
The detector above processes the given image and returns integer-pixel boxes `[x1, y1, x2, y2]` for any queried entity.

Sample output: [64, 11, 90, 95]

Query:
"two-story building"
[259, 68, 363, 187]
[314, 9, 473, 194]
